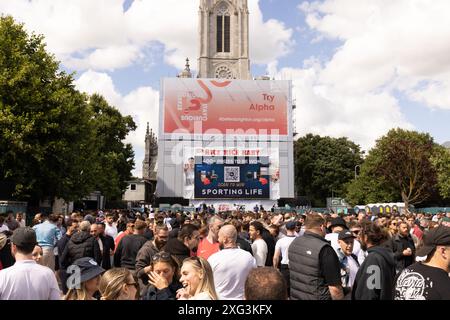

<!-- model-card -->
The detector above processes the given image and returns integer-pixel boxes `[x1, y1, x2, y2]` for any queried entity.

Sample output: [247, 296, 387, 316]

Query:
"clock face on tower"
[198, 0, 250, 79]
[215, 66, 233, 79]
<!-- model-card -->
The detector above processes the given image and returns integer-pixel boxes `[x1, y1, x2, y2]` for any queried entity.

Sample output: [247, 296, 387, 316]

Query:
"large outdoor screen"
[193, 156, 270, 199]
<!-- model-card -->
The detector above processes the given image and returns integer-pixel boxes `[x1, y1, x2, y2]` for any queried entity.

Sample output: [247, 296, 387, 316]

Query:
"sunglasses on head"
[152, 252, 172, 261]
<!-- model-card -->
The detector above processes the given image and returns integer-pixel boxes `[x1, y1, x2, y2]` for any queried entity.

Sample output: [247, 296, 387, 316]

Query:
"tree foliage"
[294, 134, 364, 206]
[345, 154, 399, 206]
[346, 128, 440, 207]
[0, 16, 135, 203]
[431, 146, 450, 200]
[88, 94, 136, 200]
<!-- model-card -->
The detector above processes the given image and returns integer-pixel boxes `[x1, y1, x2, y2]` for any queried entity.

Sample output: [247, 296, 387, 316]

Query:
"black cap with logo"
[416, 226, 450, 257]
[338, 230, 356, 241]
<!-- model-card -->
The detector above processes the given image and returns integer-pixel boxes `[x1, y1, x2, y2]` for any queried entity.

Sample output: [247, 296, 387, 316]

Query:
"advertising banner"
[162, 78, 290, 137]
[194, 156, 270, 199]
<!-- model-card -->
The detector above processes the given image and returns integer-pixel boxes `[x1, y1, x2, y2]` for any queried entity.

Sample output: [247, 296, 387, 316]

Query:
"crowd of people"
[0, 208, 449, 300]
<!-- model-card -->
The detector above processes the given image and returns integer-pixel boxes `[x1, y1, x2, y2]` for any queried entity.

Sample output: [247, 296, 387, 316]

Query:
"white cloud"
[272, 65, 412, 151]
[249, 0, 294, 65]
[0, 0, 293, 72]
[75, 70, 159, 177]
[75, 70, 122, 106]
[299, 0, 450, 110]
[259, 0, 450, 151]
[65, 45, 143, 71]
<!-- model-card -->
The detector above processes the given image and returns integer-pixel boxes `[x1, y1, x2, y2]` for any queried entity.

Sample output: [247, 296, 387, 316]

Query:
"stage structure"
[156, 78, 294, 210]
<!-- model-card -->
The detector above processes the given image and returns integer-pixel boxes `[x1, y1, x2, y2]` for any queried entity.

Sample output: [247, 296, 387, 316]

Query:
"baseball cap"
[338, 230, 356, 241]
[83, 214, 95, 224]
[11, 227, 37, 247]
[285, 221, 297, 230]
[329, 217, 347, 229]
[416, 226, 450, 257]
[68, 257, 105, 285]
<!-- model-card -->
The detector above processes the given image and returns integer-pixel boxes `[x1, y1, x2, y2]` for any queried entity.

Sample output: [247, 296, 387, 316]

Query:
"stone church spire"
[198, 0, 251, 79]
[143, 122, 158, 181]
[178, 58, 193, 78]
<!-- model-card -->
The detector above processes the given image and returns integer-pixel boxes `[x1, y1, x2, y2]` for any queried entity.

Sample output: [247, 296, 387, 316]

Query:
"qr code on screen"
[224, 167, 240, 183]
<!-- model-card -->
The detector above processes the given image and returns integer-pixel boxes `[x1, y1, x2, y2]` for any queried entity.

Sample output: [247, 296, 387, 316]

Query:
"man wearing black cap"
[394, 226, 450, 300]
[337, 230, 360, 299]
[325, 217, 348, 249]
[0, 227, 61, 300]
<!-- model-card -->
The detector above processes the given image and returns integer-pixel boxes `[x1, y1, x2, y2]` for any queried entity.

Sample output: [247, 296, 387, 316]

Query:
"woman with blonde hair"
[176, 256, 218, 300]
[99, 268, 139, 300]
[64, 257, 105, 300]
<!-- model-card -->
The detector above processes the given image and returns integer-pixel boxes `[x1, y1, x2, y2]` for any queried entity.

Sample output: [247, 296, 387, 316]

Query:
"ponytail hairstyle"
[182, 257, 218, 300]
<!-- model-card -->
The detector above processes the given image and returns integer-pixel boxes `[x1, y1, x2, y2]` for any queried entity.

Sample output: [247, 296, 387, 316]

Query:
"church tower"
[198, 0, 251, 79]
[142, 123, 158, 181]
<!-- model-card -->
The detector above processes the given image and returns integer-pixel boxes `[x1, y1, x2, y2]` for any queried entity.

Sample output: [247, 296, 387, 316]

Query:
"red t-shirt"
[413, 225, 424, 240]
[114, 232, 128, 252]
[197, 238, 220, 260]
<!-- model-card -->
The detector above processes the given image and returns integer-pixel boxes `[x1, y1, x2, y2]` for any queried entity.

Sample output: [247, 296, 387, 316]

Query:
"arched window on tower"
[216, 3, 230, 53]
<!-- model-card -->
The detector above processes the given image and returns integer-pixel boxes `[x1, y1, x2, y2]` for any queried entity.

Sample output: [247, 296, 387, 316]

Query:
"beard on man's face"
[360, 237, 368, 251]
[155, 238, 167, 250]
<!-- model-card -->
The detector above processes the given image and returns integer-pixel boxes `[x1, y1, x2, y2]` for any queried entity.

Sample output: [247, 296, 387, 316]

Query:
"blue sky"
[1, 0, 449, 177]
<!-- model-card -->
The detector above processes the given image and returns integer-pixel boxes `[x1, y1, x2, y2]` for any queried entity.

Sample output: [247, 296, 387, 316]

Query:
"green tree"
[431, 146, 450, 200]
[0, 16, 96, 202]
[345, 154, 399, 206]
[0, 16, 136, 204]
[294, 134, 364, 206]
[346, 128, 439, 208]
[88, 94, 136, 200]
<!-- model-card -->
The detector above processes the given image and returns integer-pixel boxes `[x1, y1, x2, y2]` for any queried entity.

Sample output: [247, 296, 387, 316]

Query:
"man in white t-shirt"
[273, 221, 297, 296]
[249, 221, 268, 267]
[0, 227, 61, 300]
[104, 213, 118, 240]
[208, 225, 256, 300]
